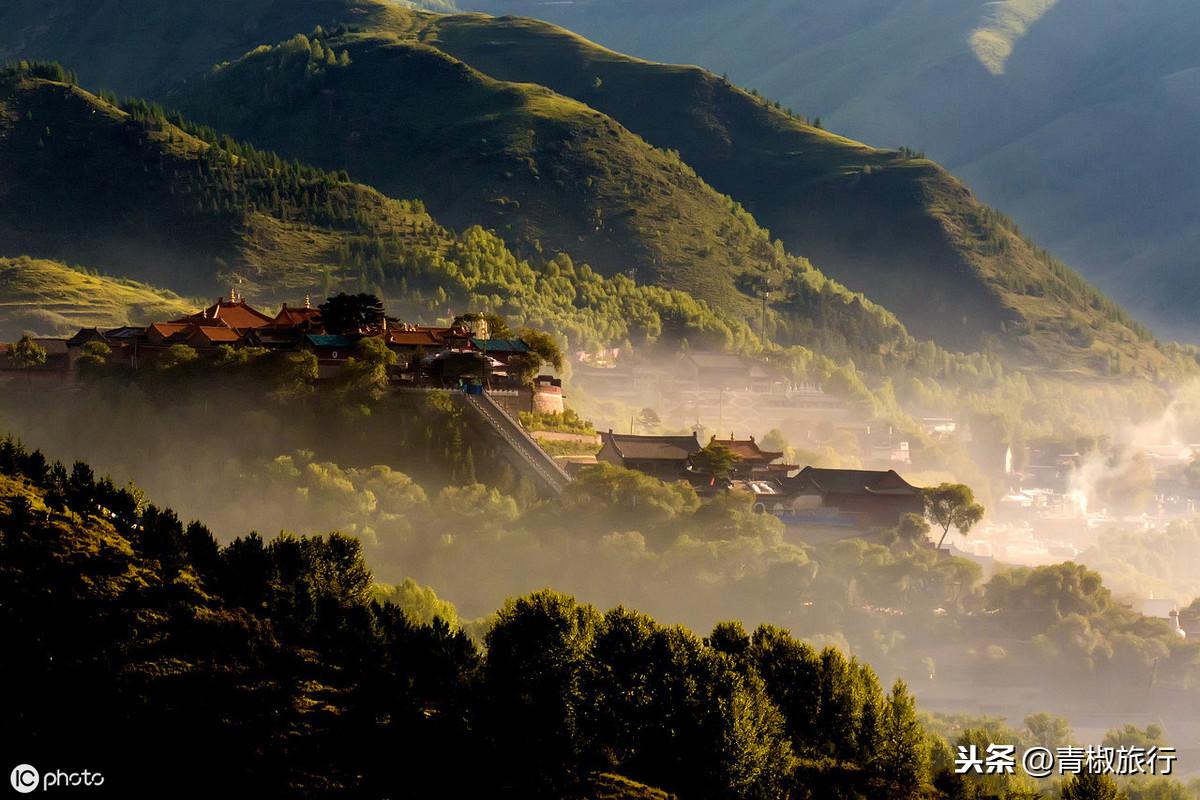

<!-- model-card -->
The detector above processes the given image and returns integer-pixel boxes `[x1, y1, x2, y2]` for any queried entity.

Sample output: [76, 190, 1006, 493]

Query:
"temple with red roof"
[52, 292, 559, 411]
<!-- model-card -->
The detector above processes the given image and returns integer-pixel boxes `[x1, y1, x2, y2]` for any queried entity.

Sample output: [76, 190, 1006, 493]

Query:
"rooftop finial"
[230, 287, 237, 303]
[303, 293, 311, 310]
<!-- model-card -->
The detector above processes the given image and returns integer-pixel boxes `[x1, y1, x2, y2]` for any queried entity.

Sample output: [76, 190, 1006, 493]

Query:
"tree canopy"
[923, 483, 985, 549]
[318, 292, 385, 334]
[690, 441, 742, 481]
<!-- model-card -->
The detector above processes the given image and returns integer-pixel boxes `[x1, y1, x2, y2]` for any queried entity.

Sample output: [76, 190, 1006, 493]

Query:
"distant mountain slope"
[0, 256, 194, 339]
[0, 65, 450, 298]
[167, 31, 868, 323]
[462, 0, 1200, 341]
[420, 13, 1153, 364]
[0, 1, 1166, 372]
[0, 0, 451, 97]
[164, 26, 1162, 372]
[0, 67, 912, 364]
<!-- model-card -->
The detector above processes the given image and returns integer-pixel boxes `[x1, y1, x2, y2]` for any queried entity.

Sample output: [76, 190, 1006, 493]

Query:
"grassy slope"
[0, 256, 194, 338]
[1, 69, 921, 366]
[464, 1, 1200, 342]
[424, 13, 1162, 371]
[167, 31, 893, 327]
[0, 0, 1168, 371]
[0, 0, 429, 96]
[0, 72, 453, 299]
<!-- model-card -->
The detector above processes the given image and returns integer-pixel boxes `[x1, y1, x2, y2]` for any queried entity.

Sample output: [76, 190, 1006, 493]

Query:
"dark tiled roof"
[387, 329, 446, 347]
[104, 326, 145, 339]
[790, 467, 919, 495]
[683, 352, 750, 369]
[67, 328, 103, 346]
[602, 432, 702, 461]
[710, 437, 784, 463]
[147, 322, 192, 342]
[68, 326, 144, 345]
[188, 327, 242, 345]
[273, 304, 321, 328]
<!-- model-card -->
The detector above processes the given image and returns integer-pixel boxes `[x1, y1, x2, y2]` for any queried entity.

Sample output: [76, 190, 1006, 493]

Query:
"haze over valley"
[3, 3, 1200, 798]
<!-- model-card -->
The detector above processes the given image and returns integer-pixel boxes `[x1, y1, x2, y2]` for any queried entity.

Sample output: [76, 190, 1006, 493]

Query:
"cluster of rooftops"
[61, 294, 538, 382]
[597, 431, 923, 527]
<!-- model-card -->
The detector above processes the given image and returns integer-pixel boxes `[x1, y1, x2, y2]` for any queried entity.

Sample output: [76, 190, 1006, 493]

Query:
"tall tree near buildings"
[11, 334, 46, 389]
[318, 293, 385, 334]
[691, 442, 741, 482]
[923, 483, 985, 549]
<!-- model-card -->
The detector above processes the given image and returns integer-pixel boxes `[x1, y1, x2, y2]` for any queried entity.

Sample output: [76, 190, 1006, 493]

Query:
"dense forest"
[0, 438, 935, 799]
[7, 438, 1199, 799]
[4, 363, 1200, 734]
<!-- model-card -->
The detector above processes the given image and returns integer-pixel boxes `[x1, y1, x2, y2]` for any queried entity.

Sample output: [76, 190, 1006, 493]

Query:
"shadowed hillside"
[0, 0, 448, 96]
[0, 439, 932, 799]
[0, 65, 458, 298]
[168, 31, 870, 324]
[0, 2, 1171, 373]
[424, 13, 1156, 366]
[462, 0, 1200, 341]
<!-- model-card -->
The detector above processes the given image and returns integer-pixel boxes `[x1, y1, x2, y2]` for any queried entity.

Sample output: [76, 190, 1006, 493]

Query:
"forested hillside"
[0, 440, 934, 799]
[423, 13, 1156, 366]
[0, 0, 1168, 371]
[0, 0, 445, 96]
[464, 0, 1200, 341]
[0, 63, 445, 297]
[3, 64, 829, 357]
[168, 31, 831, 322]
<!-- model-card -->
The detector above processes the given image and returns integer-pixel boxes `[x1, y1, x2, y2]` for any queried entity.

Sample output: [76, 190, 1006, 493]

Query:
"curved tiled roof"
[602, 432, 702, 461]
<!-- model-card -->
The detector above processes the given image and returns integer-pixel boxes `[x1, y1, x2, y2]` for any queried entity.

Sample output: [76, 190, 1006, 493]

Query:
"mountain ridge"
[0, 1, 1173, 376]
[460, 0, 1200, 341]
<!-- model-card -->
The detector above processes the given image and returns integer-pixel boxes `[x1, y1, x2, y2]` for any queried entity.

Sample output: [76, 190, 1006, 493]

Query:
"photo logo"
[10, 764, 39, 794]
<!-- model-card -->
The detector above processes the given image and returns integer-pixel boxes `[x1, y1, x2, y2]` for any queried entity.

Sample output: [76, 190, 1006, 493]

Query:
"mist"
[5, 362, 1200, 778]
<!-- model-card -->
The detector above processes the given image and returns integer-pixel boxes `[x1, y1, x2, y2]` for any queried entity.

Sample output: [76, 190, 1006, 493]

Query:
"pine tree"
[872, 680, 929, 798]
[1060, 771, 1122, 800]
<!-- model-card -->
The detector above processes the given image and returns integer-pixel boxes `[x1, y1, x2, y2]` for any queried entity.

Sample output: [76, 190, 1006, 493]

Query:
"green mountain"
[165, 31, 890, 329]
[0, 0, 453, 96]
[0, 64, 451, 298]
[0, 2, 1167, 373]
[3, 65, 904, 361]
[462, 0, 1200, 341]
[420, 13, 1153, 364]
[0, 256, 194, 339]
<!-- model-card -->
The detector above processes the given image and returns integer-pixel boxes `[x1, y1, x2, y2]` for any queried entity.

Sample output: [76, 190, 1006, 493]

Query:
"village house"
[706, 434, 797, 480]
[677, 352, 785, 393]
[776, 467, 924, 528]
[593, 431, 923, 529]
[597, 431, 703, 482]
